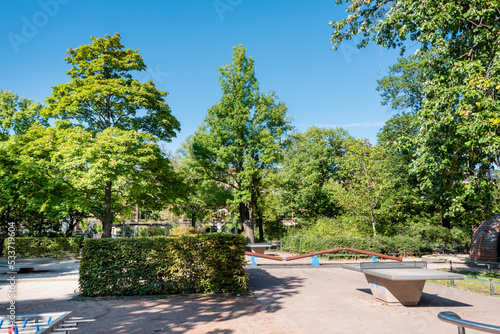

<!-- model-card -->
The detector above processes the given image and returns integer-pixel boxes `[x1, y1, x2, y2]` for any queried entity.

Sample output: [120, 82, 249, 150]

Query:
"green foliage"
[10, 125, 183, 238]
[171, 225, 202, 236]
[136, 226, 169, 237]
[189, 45, 292, 243]
[3, 237, 83, 259]
[330, 0, 500, 227]
[43, 33, 180, 141]
[284, 221, 472, 255]
[172, 146, 232, 227]
[261, 217, 286, 241]
[283, 234, 433, 255]
[78, 234, 247, 297]
[277, 127, 352, 219]
[334, 141, 398, 236]
[376, 52, 432, 114]
[0, 88, 48, 140]
[0, 137, 80, 237]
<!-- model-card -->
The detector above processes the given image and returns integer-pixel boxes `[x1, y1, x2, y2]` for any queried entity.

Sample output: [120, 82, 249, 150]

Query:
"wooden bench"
[342, 261, 466, 305]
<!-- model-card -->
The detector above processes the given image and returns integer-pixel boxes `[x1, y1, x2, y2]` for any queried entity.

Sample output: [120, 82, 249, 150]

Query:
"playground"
[1, 251, 500, 333]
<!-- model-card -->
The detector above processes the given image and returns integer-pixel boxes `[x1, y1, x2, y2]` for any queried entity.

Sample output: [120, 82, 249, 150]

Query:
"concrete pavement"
[0, 255, 499, 333]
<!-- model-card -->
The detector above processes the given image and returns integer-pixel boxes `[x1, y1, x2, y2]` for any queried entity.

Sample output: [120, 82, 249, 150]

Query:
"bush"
[3, 237, 83, 259]
[171, 225, 202, 235]
[282, 234, 433, 255]
[137, 226, 170, 237]
[79, 234, 247, 297]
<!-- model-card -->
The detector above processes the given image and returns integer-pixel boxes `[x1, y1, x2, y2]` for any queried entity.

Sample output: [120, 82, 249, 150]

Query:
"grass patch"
[429, 270, 500, 298]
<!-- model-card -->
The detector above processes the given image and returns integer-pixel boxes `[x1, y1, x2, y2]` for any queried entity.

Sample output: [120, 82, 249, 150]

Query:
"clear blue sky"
[0, 0, 414, 152]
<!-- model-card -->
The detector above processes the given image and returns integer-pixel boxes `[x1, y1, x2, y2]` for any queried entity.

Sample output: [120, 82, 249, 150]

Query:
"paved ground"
[0, 254, 499, 333]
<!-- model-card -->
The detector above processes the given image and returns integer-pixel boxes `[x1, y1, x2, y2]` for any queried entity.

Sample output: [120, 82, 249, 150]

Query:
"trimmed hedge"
[79, 234, 247, 297]
[2, 237, 83, 259]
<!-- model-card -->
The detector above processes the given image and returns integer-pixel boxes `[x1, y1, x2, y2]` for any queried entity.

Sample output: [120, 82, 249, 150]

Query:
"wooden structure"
[470, 214, 500, 262]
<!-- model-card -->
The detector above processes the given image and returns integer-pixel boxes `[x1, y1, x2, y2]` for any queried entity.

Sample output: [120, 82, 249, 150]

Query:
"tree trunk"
[257, 215, 264, 242]
[370, 208, 377, 237]
[191, 208, 197, 228]
[102, 181, 113, 238]
[240, 202, 254, 243]
[65, 210, 83, 237]
[442, 213, 451, 229]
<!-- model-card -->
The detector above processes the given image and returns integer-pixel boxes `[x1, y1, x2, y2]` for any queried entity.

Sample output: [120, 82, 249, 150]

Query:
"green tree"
[190, 45, 292, 243]
[334, 140, 397, 236]
[277, 126, 352, 220]
[377, 114, 438, 228]
[172, 146, 232, 228]
[43, 33, 180, 141]
[376, 52, 432, 114]
[0, 88, 47, 140]
[330, 0, 500, 226]
[12, 125, 182, 238]
[0, 136, 84, 237]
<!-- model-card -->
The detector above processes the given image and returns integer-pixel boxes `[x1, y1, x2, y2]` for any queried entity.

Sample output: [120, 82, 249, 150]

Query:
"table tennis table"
[342, 261, 466, 305]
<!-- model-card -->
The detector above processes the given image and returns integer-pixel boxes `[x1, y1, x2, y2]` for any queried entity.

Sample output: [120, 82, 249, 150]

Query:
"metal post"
[490, 279, 495, 296]
[450, 260, 455, 286]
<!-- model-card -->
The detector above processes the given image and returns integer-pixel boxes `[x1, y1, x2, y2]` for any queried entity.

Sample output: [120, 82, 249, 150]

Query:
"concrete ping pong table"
[342, 261, 466, 306]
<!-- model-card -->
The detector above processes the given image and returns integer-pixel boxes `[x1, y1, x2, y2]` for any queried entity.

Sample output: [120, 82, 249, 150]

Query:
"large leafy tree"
[277, 126, 352, 220]
[12, 125, 182, 238]
[330, 0, 500, 226]
[190, 45, 292, 243]
[39, 33, 181, 236]
[43, 33, 180, 140]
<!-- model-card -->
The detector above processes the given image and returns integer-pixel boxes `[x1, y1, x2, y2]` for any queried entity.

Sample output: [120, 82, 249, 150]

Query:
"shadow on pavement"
[355, 289, 472, 307]
[13, 294, 266, 333]
[246, 268, 305, 312]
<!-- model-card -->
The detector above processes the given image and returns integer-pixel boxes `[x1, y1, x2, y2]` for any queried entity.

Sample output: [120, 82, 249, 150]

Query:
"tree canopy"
[331, 0, 500, 225]
[43, 33, 180, 141]
[10, 125, 182, 237]
[0, 88, 47, 140]
[189, 45, 292, 243]
[277, 126, 352, 219]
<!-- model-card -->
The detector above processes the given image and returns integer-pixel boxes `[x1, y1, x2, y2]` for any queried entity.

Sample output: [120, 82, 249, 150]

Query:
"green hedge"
[3, 237, 83, 259]
[283, 234, 434, 255]
[79, 234, 247, 297]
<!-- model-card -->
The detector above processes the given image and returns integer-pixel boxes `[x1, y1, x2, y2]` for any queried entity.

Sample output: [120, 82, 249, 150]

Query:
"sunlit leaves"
[43, 33, 180, 141]
[0, 88, 47, 140]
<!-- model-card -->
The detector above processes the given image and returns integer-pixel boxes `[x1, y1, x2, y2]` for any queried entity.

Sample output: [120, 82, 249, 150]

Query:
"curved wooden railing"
[285, 247, 403, 262]
[245, 251, 284, 261]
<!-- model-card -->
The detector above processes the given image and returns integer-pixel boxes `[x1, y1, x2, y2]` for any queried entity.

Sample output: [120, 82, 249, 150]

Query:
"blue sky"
[0, 0, 413, 152]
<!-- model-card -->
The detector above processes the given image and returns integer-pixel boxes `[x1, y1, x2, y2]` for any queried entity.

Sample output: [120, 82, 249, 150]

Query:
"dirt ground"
[1, 254, 499, 333]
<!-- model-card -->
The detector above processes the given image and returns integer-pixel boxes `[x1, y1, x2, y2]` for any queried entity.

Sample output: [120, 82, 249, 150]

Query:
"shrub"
[137, 226, 170, 237]
[3, 237, 83, 259]
[171, 225, 202, 235]
[282, 234, 433, 255]
[79, 234, 247, 297]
